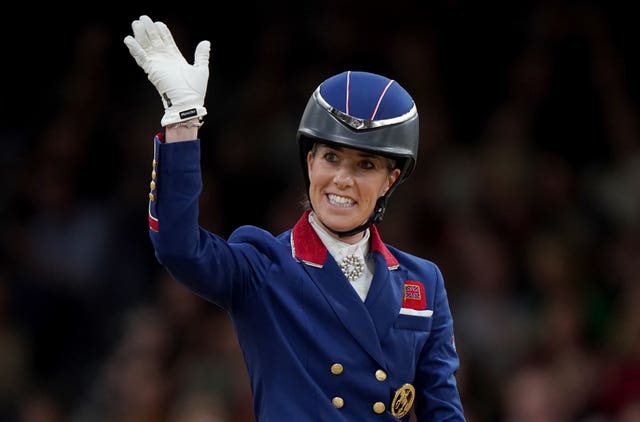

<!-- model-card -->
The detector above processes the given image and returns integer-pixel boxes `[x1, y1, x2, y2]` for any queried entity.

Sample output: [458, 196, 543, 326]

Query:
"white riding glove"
[124, 15, 210, 127]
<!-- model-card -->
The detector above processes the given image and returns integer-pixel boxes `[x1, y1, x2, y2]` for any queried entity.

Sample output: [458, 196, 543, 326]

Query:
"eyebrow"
[322, 145, 381, 160]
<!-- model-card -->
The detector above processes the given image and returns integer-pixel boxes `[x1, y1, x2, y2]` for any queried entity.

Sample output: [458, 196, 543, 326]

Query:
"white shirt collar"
[308, 211, 370, 263]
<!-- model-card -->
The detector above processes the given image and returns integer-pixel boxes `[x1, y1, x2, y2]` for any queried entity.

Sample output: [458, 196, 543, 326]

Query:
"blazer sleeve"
[148, 136, 271, 311]
[413, 264, 466, 421]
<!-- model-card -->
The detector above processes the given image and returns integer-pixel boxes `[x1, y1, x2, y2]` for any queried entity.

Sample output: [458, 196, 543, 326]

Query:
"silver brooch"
[340, 254, 364, 282]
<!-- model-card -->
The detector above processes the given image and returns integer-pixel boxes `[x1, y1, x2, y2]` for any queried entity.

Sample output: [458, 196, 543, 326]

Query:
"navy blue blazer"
[147, 136, 466, 421]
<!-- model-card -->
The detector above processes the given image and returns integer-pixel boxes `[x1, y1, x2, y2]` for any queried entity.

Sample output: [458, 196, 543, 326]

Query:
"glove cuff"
[161, 106, 208, 127]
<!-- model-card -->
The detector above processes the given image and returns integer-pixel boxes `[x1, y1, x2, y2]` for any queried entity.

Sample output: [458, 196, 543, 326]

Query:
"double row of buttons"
[330, 363, 388, 414]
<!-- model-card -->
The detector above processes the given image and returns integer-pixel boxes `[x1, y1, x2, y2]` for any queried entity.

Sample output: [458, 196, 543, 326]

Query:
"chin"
[321, 214, 360, 232]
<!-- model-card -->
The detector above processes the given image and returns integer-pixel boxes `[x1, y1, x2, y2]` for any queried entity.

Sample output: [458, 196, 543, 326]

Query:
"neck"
[309, 211, 368, 245]
[322, 220, 369, 244]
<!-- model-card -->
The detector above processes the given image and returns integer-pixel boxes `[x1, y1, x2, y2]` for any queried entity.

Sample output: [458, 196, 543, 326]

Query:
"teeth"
[328, 194, 355, 207]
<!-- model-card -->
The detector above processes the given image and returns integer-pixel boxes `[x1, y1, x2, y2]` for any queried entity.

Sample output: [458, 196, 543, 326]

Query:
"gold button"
[149, 193, 155, 201]
[373, 402, 385, 414]
[330, 363, 343, 375]
[152, 159, 157, 168]
[151, 170, 157, 179]
[375, 369, 387, 381]
[150, 181, 156, 190]
[332, 397, 344, 409]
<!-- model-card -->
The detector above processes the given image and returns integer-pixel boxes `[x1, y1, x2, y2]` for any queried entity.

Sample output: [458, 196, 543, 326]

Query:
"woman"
[125, 15, 466, 421]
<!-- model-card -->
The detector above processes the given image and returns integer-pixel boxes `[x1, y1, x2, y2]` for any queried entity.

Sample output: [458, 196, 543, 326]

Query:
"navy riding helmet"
[297, 70, 419, 237]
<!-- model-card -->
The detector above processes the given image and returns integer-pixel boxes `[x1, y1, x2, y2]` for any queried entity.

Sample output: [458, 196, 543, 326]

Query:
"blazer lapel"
[302, 260, 387, 368]
[365, 253, 407, 340]
[292, 210, 386, 368]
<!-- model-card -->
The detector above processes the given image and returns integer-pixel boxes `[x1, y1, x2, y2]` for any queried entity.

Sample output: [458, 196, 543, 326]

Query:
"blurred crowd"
[1, 2, 639, 421]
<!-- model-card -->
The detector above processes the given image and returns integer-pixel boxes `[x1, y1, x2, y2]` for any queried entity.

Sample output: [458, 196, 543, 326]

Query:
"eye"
[359, 160, 376, 170]
[322, 151, 339, 163]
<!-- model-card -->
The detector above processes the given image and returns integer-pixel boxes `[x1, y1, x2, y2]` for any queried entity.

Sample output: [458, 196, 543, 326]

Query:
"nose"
[333, 165, 354, 188]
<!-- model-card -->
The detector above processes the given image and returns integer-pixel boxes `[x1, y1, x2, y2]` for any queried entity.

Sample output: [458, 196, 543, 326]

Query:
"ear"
[306, 150, 315, 174]
[383, 168, 402, 194]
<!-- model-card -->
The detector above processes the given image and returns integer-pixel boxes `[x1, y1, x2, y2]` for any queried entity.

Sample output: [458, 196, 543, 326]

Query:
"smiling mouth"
[327, 193, 355, 208]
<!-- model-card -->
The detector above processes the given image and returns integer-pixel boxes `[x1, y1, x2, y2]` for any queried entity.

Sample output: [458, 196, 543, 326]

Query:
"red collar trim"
[291, 209, 399, 269]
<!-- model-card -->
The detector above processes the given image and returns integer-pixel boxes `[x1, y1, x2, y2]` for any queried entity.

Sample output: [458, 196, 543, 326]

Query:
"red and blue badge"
[400, 280, 432, 317]
[402, 280, 426, 310]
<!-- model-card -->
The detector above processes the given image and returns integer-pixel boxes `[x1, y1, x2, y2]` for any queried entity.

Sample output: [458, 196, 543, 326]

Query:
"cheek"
[308, 166, 328, 191]
[307, 162, 318, 185]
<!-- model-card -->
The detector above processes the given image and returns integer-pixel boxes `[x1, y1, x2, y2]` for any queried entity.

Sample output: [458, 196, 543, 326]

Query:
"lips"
[327, 193, 355, 207]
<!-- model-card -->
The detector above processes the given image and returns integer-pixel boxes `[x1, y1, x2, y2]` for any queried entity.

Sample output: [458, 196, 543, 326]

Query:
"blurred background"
[1, 1, 639, 421]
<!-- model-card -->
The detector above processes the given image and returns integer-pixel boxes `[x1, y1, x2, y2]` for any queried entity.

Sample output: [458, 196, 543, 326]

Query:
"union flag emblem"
[402, 280, 426, 310]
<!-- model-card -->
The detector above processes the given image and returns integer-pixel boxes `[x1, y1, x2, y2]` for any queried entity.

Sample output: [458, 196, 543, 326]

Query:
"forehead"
[316, 143, 386, 160]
